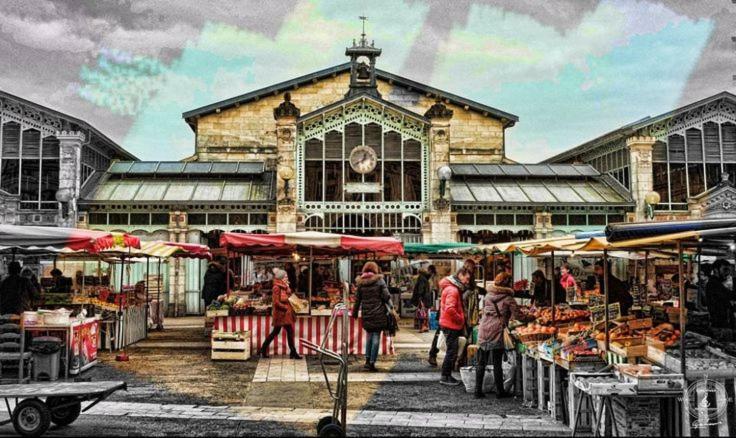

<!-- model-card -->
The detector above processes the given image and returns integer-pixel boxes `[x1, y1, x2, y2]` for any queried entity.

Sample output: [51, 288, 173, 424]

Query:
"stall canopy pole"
[550, 250, 556, 325]
[603, 249, 610, 352]
[678, 241, 685, 376]
[483, 254, 489, 290]
[145, 256, 150, 338]
[226, 251, 231, 295]
[157, 258, 162, 330]
[644, 250, 649, 287]
[308, 246, 314, 307]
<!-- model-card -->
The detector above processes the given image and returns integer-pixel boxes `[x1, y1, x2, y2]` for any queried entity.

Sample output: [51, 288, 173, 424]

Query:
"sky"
[0, 0, 732, 162]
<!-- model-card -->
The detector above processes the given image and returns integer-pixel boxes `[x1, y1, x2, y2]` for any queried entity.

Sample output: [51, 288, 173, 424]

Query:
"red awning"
[220, 231, 404, 256]
[0, 225, 140, 253]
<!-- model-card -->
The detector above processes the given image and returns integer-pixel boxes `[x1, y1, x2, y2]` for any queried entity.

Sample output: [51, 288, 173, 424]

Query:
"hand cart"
[301, 283, 350, 438]
[0, 380, 126, 437]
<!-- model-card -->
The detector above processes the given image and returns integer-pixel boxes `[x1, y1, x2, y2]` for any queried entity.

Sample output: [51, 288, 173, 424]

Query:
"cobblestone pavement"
[0, 400, 569, 436]
[1, 319, 571, 436]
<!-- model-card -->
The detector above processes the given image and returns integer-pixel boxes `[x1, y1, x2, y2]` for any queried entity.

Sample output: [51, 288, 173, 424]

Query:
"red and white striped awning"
[219, 231, 404, 256]
[0, 225, 140, 253]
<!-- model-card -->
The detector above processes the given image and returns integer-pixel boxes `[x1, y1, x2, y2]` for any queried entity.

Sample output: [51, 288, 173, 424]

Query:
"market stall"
[211, 232, 404, 357]
[465, 221, 736, 436]
[0, 226, 141, 379]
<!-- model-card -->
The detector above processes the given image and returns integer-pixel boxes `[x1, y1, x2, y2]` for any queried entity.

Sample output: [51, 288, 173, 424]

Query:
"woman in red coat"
[260, 268, 302, 359]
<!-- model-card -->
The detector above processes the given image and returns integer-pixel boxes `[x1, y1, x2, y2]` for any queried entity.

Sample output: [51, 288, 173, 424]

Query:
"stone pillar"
[425, 101, 455, 243]
[273, 93, 299, 233]
[534, 212, 552, 239]
[167, 211, 188, 316]
[627, 136, 656, 222]
[56, 131, 85, 227]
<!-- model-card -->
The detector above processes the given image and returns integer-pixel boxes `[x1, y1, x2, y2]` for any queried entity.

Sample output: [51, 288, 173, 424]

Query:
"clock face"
[349, 146, 377, 174]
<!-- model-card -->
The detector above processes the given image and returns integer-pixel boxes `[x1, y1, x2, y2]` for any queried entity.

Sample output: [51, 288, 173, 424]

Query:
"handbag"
[385, 303, 399, 335]
[288, 294, 308, 314]
[416, 303, 428, 321]
[490, 299, 515, 351]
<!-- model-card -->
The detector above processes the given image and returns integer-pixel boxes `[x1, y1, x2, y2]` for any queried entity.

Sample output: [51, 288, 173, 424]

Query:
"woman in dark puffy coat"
[476, 272, 519, 399]
[260, 268, 301, 359]
[352, 262, 392, 371]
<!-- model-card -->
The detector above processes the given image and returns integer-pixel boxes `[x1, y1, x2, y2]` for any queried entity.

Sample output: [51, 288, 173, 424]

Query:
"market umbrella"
[403, 242, 477, 254]
[0, 225, 139, 253]
[605, 218, 736, 242]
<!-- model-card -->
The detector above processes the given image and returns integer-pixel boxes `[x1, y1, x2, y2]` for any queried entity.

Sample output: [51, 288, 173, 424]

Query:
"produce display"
[532, 306, 590, 325]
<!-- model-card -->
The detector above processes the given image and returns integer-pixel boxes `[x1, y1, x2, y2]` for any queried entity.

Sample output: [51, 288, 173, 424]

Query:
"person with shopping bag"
[438, 268, 471, 386]
[475, 272, 519, 398]
[260, 268, 302, 359]
[352, 261, 393, 372]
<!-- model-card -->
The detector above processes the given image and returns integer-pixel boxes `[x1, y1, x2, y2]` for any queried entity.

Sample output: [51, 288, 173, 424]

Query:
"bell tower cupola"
[346, 16, 382, 98]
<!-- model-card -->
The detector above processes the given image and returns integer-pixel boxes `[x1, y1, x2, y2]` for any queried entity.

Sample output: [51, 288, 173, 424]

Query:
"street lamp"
[437, 165, 452, 198]
[644, 191, 660, 220]
[278, 166, 295, 203]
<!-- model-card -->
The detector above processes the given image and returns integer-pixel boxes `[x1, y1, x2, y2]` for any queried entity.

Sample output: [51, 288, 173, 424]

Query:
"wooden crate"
[522, 353, 538, 407]
[212, 330, 251, 361]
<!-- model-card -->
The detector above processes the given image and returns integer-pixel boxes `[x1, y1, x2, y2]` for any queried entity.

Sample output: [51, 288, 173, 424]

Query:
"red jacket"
[439, 276, 465, 331]
[271, 279, 295, 327]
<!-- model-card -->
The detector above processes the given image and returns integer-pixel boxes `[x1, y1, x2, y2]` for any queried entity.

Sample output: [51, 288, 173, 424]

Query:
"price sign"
[589, 302, 621, 324]
[588, 294, 603, 307]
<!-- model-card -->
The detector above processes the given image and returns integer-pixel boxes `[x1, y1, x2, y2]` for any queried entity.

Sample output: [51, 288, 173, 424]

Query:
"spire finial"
[359, 15, 368, 45]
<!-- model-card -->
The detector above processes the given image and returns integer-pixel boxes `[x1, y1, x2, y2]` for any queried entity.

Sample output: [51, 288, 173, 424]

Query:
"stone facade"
[193, 73, 506, 164]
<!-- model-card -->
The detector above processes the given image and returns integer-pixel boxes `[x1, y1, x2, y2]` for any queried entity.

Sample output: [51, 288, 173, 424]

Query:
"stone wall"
[194, 72, 506, 162]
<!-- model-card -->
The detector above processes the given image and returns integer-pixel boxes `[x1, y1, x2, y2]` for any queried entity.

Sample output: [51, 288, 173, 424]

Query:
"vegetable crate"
[211, 330, 251, 361]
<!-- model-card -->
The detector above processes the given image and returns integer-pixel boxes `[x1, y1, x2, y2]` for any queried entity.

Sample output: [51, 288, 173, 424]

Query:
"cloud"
[0, 14, 98, 53]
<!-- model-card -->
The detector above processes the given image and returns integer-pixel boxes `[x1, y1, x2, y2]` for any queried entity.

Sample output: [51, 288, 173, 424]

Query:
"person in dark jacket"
[476, 272, 519, 398]
[706, 259, 733, 328]
[284, 262, 298, 291]
[352, 262, 392, 371]
[0, 261, 34, 315]
[201, 257, 232, 306]
[594, 260, 633, 316]
[412, 269, 432, 309]
[260, 269, 301, 359]
[530, 270, 550, 307]
[20, 267, 41, 310]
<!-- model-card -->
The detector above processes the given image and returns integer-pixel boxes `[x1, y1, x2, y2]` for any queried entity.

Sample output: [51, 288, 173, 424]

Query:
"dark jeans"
[261, 324, 297, 355]
[429, 327, 441, 359]
[475, 348, 505, 394]
[365, 331, 381, 364]
[441, 328, 462, 377]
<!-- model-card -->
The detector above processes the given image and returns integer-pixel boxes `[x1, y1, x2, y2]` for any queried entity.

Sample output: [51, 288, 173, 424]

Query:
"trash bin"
[30, 336, 61, 381]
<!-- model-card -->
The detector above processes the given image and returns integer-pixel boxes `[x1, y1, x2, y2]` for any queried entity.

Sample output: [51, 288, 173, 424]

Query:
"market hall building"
[546, 91, 736, 222]
[81, 36, 633, 242]
[0, 89, 136, 228]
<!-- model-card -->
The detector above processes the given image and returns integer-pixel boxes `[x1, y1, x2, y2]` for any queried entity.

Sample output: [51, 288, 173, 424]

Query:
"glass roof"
[500, 166, 529, 176]
[129, 162, 159, 173]
[163, 183, 196, 201]
[451, 179, 629, 205]
[184, 162, 213, 174]
[211, 162, 238, 173]
[156, 162, 185, 173]
[110, 182, 141, 200]
[450, 184, 475, 202]
[192, 183, 223, 200]
[466, 182, 503, 202]
[134, 182, 168, 201]
[451, 163, 600, 177]
[519, 184, 558, 203]
[221, 182, 251, 201]
[108, 162, 133, 173]
[92, 182, 119, 201]
[88, 178, 272, 203]
[105, 161, 266, 176]
[238, 162, 265, 174]
[493, 183, 530, 202]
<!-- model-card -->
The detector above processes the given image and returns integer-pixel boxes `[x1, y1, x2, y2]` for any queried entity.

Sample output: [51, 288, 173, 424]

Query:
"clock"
[349, 145, 378, 174]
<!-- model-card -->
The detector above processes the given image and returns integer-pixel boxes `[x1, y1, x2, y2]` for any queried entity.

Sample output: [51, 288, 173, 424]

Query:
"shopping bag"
[288, 294, 309, 313]
[438, 331, 447, 352]
[502, 328, 515, 351]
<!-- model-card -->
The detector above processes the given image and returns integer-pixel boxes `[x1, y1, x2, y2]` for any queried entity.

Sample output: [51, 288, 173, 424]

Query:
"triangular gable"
[182, 63, 517, 128]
